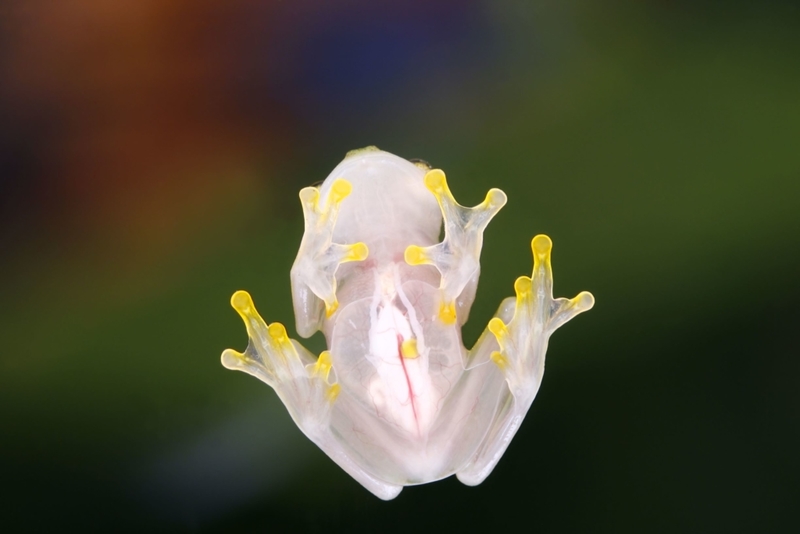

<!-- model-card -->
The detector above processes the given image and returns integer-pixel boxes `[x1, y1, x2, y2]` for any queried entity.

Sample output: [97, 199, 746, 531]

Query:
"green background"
[1, 1, 798, 531]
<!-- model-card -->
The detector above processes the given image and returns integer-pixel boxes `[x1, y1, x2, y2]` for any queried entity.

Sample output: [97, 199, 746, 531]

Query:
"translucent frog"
[221, 147, 594, 500]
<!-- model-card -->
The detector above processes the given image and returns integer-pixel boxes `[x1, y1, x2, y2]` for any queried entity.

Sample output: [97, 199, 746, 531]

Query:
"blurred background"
[1, 0, 799, 531]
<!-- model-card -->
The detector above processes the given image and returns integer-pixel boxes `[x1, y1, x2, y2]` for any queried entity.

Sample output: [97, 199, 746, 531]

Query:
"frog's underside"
[222, 147, 594, 500]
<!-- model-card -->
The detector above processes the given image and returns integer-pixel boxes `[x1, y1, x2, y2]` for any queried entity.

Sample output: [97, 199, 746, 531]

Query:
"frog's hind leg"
[457, 235, 594, 486]
[404, 169, 506, 325]
[221, 290, 339, 425]
[221, 290, 402, 500]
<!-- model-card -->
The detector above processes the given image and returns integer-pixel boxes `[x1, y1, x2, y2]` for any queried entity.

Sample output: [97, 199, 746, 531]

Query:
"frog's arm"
[456, 235, 594, 486]
[404, 169, 506, 325]
[221, 291, 402, 500]
[290, 179, 369, 338]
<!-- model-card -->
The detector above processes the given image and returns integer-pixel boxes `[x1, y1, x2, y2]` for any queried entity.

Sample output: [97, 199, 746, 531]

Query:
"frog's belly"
[327, 267, 469, 479]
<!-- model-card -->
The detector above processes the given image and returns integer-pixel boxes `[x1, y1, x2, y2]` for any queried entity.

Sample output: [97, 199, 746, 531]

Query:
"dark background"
[1, 0, 799, 531]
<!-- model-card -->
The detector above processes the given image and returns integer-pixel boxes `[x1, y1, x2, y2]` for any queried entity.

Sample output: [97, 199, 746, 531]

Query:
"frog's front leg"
[221, 291, 402, 500]
[404, 169, 506, 325]
[457, 235, 594, 486]
[291, 179, 369, 337]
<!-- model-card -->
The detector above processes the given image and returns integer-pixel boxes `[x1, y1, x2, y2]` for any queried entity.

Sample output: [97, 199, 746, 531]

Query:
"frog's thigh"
[309, 430, 404, 500]
[455, 387, 520, 486]
[453, 300, 519, 486]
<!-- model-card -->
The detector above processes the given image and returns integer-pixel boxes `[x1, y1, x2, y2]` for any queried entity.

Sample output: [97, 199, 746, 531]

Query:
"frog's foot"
[404, 169, 506, 324]
[456, 235, 593, 487]
[488, 235, 594, 400]
[222, 290, 403, 500]
[221, 291, 340, 423]
[291, 179, 369, 337]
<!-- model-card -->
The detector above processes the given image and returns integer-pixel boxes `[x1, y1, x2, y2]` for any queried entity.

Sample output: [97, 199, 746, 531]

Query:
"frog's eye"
[408, 158, 432, 170]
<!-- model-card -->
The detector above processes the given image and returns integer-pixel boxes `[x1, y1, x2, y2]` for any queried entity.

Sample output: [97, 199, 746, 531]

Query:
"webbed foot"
[404, 169, 506, 324]
[456, 235, 593, 486]
[489, 235, 594, 402]
[221, 291, 339, 425]
[290, 179, 369, 337]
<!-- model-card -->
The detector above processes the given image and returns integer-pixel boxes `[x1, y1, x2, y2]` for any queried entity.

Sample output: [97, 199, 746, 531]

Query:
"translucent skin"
[222, 147, 594, 500]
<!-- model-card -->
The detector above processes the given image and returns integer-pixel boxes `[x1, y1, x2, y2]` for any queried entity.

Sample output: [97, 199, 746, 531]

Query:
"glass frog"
[221, 147, 594, 500]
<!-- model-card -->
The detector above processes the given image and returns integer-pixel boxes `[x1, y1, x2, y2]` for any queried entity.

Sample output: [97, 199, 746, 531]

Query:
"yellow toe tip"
[268, 322, 288, 341]
[331, 178, 352, 202]
[490, 350, 507, 370]
[326, 383, 341, 403]
[299, 186, 320, 204]
[404, 245, 427, 266]
[488, 317, 507, 337]
[349, 242, 369, 261]
[221, 348, 246, 369]
[318, 350, 332, 366]
[312, 350, 334, 380]
[532, 234, 552, 256]
[514, 276, 532, 296]
[325, 299, 339, 318]
[575, 291, 596, 311]
[424, 169, 447, 193]
[485, 188, 508, 209]
[439, 300, 457, 324]
[401, 338, 419, 359]
[231, 290, 253, 312]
